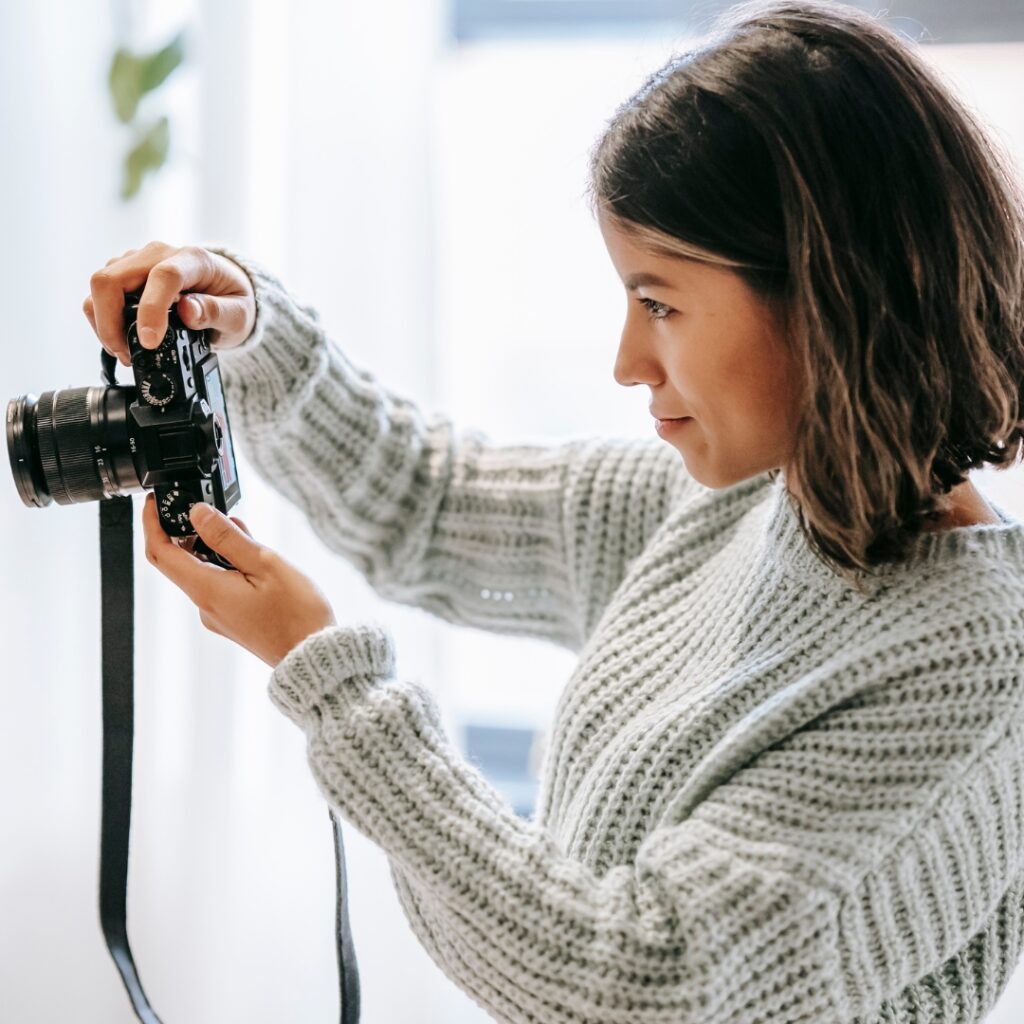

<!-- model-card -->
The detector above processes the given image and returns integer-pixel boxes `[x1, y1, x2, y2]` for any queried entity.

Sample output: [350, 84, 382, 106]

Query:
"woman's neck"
[921, 479, 1000, 531]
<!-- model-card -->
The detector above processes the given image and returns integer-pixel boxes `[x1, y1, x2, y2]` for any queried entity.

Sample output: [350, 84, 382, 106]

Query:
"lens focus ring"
[35, 391, 70, 504]
[53, 389, 103, 502]
[35, 388, 104, 505]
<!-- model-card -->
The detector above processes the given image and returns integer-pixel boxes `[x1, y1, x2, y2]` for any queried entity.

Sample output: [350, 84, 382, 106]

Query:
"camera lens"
[6, 395, 49, 507]
[6, 385, 143, 507]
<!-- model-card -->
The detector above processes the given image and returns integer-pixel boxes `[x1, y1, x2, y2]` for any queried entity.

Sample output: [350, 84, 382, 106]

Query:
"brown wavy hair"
[586, 0, 1024, 592]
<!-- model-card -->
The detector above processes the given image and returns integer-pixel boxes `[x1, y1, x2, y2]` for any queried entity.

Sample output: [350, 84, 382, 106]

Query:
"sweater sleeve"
[267, 622, 1024, 1024]
[198, 243, 698, 653]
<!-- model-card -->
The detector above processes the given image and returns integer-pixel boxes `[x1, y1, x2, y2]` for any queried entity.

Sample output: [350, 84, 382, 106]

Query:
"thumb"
[230, 516, 252, 537]
[189, 503, 264, 573]
[177, 293, 251, 347]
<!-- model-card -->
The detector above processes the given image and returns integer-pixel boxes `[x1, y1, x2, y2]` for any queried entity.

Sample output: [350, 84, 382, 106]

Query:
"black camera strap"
[99, 495, 159, 1021]
[98, 494, 361, 1023]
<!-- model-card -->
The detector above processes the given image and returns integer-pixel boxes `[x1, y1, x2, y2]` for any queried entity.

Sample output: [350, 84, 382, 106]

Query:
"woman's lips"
[655, 416, 693, 437]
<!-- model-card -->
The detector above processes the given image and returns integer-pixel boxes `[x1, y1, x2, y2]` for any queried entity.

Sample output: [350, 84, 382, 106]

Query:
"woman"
[83, 1, 1024, 1021]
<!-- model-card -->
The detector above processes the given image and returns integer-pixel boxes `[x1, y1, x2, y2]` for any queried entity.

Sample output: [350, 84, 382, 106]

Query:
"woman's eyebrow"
[625, 271, 677, 291]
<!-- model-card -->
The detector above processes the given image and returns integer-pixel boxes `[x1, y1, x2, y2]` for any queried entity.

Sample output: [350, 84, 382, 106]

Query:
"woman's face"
[598, 210, 805, 489]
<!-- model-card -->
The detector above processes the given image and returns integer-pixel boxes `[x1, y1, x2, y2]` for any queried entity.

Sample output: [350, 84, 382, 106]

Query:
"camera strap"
[98, 494, 361, 1023]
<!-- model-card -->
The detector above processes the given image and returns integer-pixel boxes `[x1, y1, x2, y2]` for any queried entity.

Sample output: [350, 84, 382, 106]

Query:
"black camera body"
[120, 288, 241, 537]
[6, 287, 242, 567]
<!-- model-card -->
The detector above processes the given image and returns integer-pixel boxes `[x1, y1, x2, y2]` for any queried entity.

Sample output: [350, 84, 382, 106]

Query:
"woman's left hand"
[141, 492, 337, 668]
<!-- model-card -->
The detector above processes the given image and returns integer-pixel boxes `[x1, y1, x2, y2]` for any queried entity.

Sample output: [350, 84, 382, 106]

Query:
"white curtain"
[0, 1, 480, 1021]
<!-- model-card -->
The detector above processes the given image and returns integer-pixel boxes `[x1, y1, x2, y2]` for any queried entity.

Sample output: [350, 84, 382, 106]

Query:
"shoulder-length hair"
[587, 0, 1024, 592]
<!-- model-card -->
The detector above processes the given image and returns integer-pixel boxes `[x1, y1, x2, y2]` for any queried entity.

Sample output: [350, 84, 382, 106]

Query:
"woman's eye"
[637, 296, 672, 321]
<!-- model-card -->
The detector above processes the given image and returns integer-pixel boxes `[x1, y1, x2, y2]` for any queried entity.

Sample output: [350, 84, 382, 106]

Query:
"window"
[463, 723, 545, 818]
[451, 0, 1024, 44]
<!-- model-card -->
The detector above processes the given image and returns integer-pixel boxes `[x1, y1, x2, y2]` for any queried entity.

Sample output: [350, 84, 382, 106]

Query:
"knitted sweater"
[203, 243, 1024, 1024]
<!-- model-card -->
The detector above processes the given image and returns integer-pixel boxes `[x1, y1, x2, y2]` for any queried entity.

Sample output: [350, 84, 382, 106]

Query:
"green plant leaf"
[139, 30, 186, 96]
[107, 29, 186, 124]
[120, 116, 170, 201]
[108, 49, 142, 124]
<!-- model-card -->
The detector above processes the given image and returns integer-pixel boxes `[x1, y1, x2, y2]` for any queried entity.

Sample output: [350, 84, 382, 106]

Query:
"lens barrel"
[6, 385, 142, 508]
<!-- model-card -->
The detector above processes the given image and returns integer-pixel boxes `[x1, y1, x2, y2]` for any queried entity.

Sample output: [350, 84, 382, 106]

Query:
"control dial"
[139, 371, 178, 407]
[158, 488, 195, 534]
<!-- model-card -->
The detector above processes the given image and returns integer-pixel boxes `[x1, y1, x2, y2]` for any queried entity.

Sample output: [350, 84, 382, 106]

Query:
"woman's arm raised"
[203, 244, 703, 653]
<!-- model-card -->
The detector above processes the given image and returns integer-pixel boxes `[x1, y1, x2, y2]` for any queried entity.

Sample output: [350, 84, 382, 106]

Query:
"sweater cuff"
[268, 622, 397, 728]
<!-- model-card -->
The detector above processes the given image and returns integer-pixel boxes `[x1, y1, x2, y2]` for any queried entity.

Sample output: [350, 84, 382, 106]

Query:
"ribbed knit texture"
[202, 242, 1024, 1024]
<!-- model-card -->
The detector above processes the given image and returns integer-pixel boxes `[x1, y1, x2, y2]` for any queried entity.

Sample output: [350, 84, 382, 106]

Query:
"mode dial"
[158, 488, 195, 534]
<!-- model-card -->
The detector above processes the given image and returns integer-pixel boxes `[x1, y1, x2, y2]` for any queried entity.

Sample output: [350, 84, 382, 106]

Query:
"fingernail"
[186, 296, 203, 320]
[139, 326, 158, 347]
[190, 502, 214, 525]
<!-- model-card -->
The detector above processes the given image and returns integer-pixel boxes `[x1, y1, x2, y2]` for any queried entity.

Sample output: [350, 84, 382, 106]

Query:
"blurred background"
[2, 1, 1023, 1021]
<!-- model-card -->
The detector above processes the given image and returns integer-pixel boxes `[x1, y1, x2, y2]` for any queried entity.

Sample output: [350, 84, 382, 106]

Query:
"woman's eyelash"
[637, 296, 672, 321]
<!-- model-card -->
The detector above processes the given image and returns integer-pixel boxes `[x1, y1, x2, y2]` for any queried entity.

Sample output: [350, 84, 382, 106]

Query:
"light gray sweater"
[204, 243, 1024, 1024]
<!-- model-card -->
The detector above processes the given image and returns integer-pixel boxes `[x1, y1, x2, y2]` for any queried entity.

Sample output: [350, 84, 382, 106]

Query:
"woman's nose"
[612, 321, 661, 389]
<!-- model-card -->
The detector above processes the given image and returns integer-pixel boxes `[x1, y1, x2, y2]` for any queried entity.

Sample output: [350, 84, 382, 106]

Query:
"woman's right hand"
[83, 241, 256, 367]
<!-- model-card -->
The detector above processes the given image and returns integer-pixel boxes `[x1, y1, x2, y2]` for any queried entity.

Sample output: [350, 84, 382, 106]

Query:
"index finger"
[87, 242, 174, 360]
[142, 493, 225, 608]
[135, 247, 214, 349]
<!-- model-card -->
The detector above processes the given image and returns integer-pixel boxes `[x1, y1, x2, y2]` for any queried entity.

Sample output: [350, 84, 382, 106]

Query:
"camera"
[5, 288, 241, 566]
